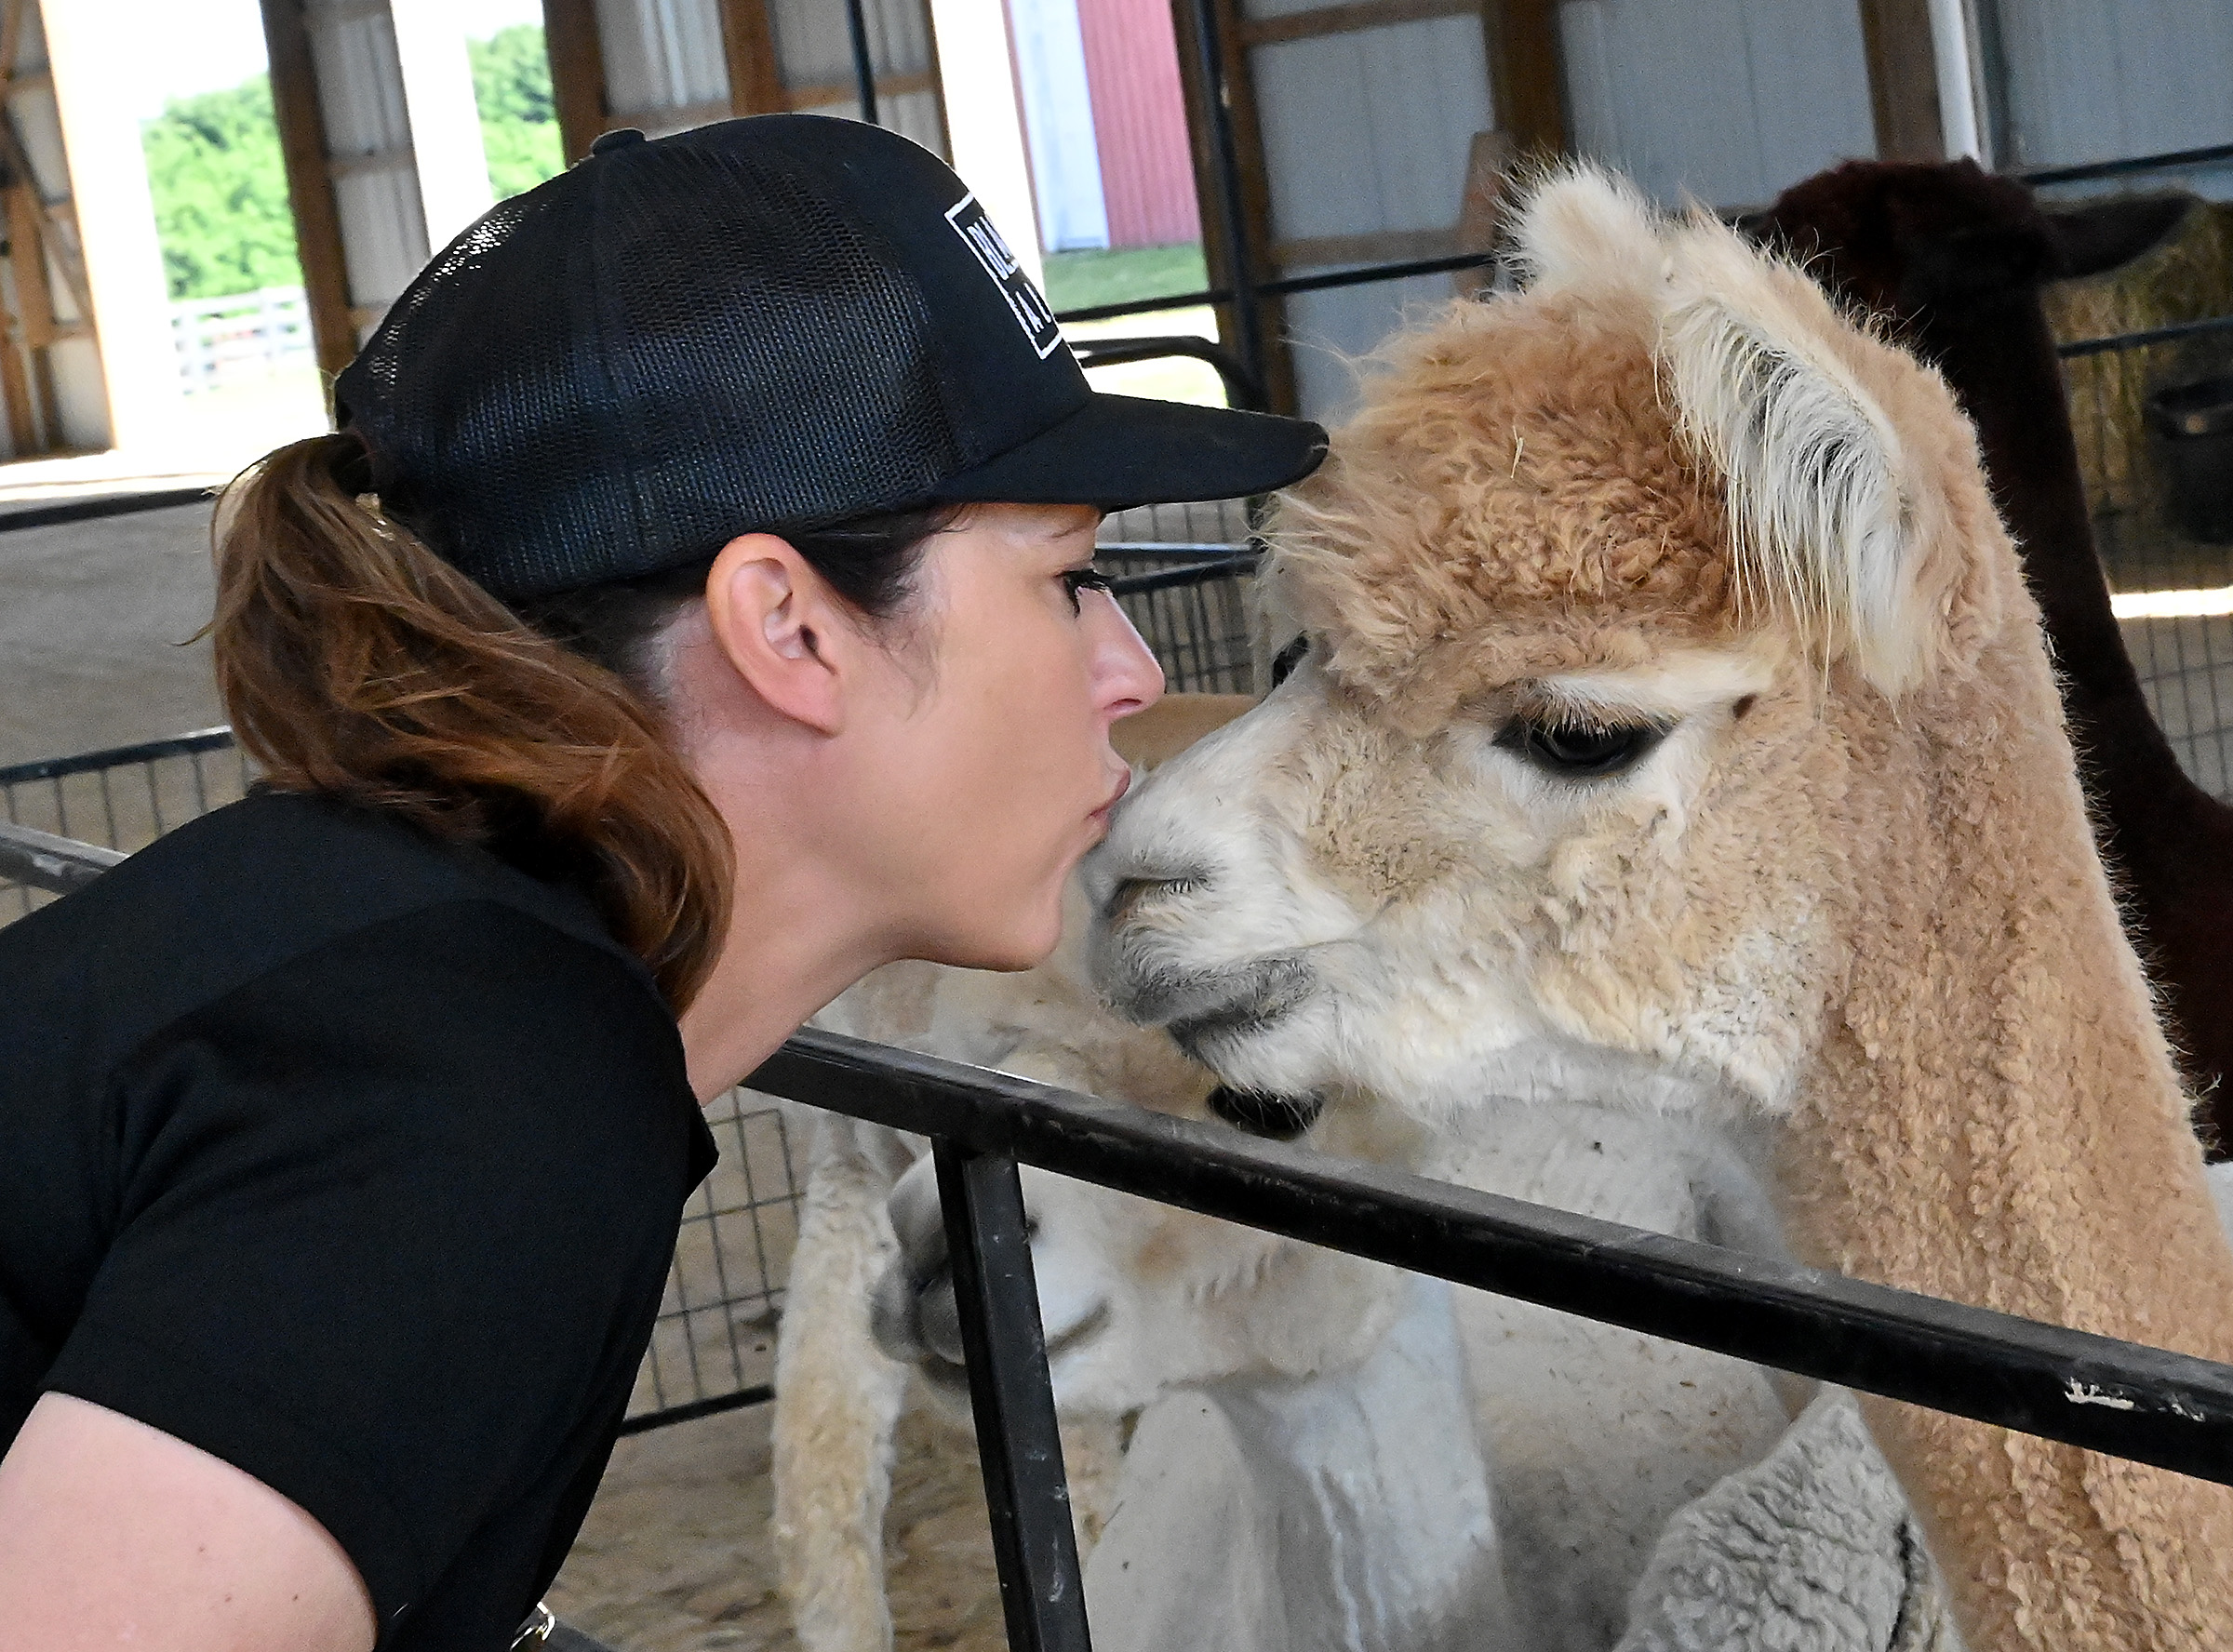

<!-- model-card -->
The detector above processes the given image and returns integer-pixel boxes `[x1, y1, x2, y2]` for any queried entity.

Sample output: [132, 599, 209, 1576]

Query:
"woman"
[0, 115, 1323, 1649]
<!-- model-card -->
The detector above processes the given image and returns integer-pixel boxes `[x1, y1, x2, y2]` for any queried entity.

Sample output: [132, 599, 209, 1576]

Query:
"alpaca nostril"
[1206, 1086, 1325, 1140]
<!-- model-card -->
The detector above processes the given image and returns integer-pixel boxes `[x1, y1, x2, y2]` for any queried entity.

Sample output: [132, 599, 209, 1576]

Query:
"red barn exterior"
[1072, 0, 1201, 247]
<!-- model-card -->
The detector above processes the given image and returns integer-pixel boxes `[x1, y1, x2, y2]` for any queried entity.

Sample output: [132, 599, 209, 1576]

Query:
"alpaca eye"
[1270, 634, 1310, 686]
[1497, 716, 1667, 779]
[1205, 1086, 1324, 1140]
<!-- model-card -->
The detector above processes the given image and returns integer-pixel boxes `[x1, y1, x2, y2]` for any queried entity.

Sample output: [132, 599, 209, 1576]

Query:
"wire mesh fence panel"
[0, 732, 253, 924]
[1098, 497, 1251, 550]
[2122, 614, 2233, 801]
[1111, 560, 1257, 695]
[2045, 191, 2233, 804]
[627, 1089, 803, 1421]
[1096, 497, 1258, 695]
[2059, 342, 2233, 804]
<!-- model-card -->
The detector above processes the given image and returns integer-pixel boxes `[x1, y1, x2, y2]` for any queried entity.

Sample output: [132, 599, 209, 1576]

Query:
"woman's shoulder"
[0, 789, 677, 1106]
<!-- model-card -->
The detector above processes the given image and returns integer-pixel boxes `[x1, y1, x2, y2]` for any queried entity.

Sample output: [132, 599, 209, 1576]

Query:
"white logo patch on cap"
[946, 193, 1064, 360]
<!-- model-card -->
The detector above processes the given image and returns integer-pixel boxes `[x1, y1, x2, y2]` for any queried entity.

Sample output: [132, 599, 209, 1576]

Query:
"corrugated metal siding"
[595, 0, 729, 131]
[766, 0, 948, 155]
[586, 0, 948, 156]
[1240, 1, 1491, 419]
[1558, 0, 1876, 210]
[304, 0, 429, 343]
[1075, 0, 1197, 247]
[1990, 0, 2233, 182]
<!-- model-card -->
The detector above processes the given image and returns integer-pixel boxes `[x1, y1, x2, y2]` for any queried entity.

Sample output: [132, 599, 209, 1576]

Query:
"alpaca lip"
[1143, 954, 1317, 1057]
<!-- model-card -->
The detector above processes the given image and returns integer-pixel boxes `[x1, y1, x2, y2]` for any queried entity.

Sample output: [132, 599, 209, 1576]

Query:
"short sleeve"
[41, 900, 705, 1627]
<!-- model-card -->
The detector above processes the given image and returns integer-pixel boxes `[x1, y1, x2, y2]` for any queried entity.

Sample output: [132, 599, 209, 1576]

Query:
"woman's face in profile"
[848, 501, 1165, 970]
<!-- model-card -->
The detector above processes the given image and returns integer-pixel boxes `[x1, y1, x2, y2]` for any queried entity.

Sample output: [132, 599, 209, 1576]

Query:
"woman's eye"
[1061, 567, 1113, 613]
[1496, 715, 1668, 779]
[1270, 633, 1310, 686]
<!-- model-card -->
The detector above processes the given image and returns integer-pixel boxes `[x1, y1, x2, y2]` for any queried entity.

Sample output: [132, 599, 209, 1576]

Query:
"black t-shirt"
[0, 791, 715, 1648]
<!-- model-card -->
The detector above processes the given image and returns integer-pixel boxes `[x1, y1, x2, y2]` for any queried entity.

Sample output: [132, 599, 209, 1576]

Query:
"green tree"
[470, 24, 564, 201]
[140, 75, 301, 300]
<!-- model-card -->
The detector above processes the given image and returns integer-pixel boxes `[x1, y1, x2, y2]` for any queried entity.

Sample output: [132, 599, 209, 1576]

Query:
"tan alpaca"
[1089, 166, 2233, 1652]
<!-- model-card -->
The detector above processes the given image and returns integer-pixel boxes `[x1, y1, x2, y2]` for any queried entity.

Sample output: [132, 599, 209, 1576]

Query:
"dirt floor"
[548, 1399, 1007, 1652]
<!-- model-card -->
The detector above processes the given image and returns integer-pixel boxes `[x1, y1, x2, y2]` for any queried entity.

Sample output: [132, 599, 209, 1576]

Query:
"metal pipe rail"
[751, 1026, 2233, 1652]
[0, 820, 125, 893]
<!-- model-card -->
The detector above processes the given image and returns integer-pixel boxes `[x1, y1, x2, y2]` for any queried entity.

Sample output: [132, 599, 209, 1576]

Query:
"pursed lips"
[1089, 766, 1131, 826]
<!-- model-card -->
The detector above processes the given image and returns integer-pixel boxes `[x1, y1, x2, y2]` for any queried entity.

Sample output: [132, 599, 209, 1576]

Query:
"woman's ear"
[702, 532, 855, 734]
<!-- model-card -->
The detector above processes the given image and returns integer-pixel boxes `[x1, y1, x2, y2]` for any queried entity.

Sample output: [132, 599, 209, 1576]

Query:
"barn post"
[41, 0, 182, 456]
[1481, 0, 1568, 159]
[260, 0, 354, 391]
[1857, 0, 1949, 162]
[1167, 0, 1291, 414]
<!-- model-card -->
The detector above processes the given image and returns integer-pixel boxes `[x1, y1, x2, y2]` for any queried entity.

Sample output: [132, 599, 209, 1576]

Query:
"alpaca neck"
[1773, 630, 2233, 1650]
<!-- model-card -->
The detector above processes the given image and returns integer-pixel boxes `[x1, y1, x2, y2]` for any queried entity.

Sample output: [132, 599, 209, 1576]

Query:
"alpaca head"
[1088, 163, 2031, 1127]
[869, 1060, 1417, 1419]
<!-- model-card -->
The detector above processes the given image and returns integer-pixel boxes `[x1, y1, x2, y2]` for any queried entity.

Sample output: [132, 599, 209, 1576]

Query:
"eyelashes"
[1062, 567, 1114, 612]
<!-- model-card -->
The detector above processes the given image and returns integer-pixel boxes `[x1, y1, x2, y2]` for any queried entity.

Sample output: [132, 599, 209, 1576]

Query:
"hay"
[2044, 196, 2233, 592]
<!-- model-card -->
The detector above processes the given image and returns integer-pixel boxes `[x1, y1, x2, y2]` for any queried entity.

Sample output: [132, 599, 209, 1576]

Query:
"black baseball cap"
[334, 114, 1327, 601]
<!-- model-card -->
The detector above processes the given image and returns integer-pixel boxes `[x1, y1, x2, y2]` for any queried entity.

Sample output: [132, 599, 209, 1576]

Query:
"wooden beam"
[1239, 0, 1474, 48]
[0, 234, 40, 454]
[0, 0, 24, 84]
[717, 0, 786, 116]
[1273, 226, 1457, 267]
[1451, 127, 1510, 295]
[260, 0, 355, 386]
[7, 181, 57, 440]
[542, 0, 608, 164]
[1857, 0, 1946, 162]
[783, 71, 939, 110]
[1481, 0, 1566, 157]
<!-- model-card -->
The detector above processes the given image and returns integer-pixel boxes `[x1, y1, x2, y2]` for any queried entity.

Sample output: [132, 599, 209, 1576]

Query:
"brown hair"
[209, 432, 733, 1008]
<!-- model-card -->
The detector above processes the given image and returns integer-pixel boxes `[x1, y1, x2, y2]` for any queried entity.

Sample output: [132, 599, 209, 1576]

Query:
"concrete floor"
[0, 500, 225, 767]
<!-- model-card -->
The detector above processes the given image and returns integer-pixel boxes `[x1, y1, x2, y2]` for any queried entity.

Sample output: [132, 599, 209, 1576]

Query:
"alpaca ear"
[1657, 228, 1936, 697]
[1507, 161, 1665, 292]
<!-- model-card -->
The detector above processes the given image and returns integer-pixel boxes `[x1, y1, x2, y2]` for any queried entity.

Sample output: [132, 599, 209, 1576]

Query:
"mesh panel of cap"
[342, 134, 962, 600]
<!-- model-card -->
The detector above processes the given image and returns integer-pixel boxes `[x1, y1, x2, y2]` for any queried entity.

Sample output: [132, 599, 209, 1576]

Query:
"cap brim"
[929, 393, 1328, 511]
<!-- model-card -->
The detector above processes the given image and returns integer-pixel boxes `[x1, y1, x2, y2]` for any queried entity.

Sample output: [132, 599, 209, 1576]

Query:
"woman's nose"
[1090, 591, 1165, 716]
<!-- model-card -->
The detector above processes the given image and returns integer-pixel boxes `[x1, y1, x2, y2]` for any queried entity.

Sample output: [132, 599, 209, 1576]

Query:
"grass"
[1041, 244, 1210, 314]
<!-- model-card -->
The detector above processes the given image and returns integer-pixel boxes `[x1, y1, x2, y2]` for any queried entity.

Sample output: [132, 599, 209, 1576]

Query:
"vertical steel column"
[1182, 0, 1263, 394]
[933, 1139, 1092, 1652]
[843, 0, 882, 126]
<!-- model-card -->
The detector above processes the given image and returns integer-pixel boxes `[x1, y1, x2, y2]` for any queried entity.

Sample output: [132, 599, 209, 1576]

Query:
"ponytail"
[209, 433, 732, 1010]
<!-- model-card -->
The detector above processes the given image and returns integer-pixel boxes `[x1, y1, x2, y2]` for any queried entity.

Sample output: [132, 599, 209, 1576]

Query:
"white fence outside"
[171, 286, 315, 393]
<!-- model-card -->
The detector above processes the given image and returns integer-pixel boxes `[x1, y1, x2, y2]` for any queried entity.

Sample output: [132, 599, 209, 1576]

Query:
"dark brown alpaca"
[1749, 160, 2233, 1153]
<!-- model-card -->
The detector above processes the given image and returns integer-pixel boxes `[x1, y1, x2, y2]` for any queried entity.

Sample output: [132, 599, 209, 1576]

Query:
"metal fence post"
[932, 1139, 1092, 1652]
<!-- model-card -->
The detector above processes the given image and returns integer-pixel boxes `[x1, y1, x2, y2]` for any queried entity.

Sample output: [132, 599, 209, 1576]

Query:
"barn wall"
[1987, 0, 2233, 190]
[575, 0, 947, 159]
[762, 0, 947, 155]
[1240, 0, 1495, 419]
[594, 0, 729, 133]
[1558, 0, 1878, 210]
